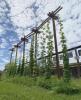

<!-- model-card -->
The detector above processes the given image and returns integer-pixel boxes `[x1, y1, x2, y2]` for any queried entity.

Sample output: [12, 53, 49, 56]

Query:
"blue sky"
[0, 0, 81, 70]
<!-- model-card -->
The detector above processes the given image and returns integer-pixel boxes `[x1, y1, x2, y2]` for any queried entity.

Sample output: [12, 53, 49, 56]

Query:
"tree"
[59, 18, 71, 83]
[46, 21, 54, 78]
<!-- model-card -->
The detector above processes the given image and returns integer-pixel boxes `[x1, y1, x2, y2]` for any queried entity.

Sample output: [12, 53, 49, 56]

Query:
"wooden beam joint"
[32, 28, 40, 33]
[48, 12, 58, 20]
[21, 36, 28, 42]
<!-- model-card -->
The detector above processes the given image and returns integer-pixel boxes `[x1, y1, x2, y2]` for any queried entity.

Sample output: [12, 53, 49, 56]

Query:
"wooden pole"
[15, 47, 17, 64]
[14, 45, 20, 65]
[23, 37, 25, 67]
[48, 12, 60, 78]
[35, 33, 37, 64]
[21, 36, 28, 75]
[10, 48, 14, 64]
[52, 19, 60, 78]
[10, 51, 13, 64]
[32, 28, 40, 66]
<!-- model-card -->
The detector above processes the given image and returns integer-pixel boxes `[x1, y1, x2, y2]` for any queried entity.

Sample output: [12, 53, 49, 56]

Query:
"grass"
[0, 76, 81, 100]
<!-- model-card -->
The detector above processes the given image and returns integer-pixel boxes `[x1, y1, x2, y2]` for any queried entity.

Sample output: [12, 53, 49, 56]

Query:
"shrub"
[39, 67, 45, 76]
[23, 66, 31, 76]
[33, 66, 39, 77]
[56, 82, 80, 95]
[37, 77, 52, 89]
[5, 62, 17, 77]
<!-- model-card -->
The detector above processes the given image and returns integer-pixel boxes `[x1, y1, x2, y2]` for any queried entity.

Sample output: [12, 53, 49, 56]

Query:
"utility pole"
[48, 12, 61, 78]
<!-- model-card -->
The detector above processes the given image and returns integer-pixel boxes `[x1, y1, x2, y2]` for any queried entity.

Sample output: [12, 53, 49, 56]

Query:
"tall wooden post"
[48, 12, 60, 78]
[10, 48, 14, 64]
[21, 36, 28, 75]
[35, 33, 37, 62]
[14, 44, 20, 65]
[75, 49, 80, 77]
[32, 28, 40, 66]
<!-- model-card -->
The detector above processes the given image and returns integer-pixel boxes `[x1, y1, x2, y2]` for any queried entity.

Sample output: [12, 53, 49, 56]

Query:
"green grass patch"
[0, 76, 81, 100]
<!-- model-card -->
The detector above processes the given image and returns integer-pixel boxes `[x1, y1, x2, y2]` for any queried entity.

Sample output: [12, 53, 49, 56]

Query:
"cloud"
[0, 38, 8, 48]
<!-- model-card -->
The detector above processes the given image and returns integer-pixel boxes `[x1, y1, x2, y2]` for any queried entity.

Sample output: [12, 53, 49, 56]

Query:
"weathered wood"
[52, 19, 60, 78]
[14, 45, 20, 65]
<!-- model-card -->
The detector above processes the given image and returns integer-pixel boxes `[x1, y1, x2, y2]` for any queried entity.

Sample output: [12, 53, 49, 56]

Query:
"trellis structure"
[9, 6, 63, 78]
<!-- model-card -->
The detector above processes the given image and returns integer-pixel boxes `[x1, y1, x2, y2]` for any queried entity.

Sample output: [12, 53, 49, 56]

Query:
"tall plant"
[5, 62, 16, 77]
[20, 41, 25, 76]
[29, 35, 35, 76]
[46, 21, 54, 78]
[59, 18, 71, 83]
[17, 57, 22, 75]
[40, 26, 47, 75]
[34, 33, 39, 76]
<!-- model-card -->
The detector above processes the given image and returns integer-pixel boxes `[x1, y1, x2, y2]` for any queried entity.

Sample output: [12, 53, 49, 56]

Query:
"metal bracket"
[21, 36, 28, 42]
[32, 28, 40, 33]
[48, 11, 58, 20]
[14, 44, 20, 48]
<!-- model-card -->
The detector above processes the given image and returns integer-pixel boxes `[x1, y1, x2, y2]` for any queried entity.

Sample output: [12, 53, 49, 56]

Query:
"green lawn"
[0, 77, 81, 100]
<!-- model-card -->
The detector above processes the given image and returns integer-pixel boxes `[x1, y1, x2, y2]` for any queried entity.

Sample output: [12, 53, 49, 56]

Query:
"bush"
[39, 67, 45, 76]
[37, 77, 52, 89]
[23, 66, 31, 76]
[5, 62, 17, 77]
[33, 66, 39, 77]
[56, 82, 80, 95]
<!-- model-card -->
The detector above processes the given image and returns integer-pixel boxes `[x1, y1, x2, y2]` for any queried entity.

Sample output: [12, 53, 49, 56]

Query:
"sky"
[0, 0, 81, 70]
